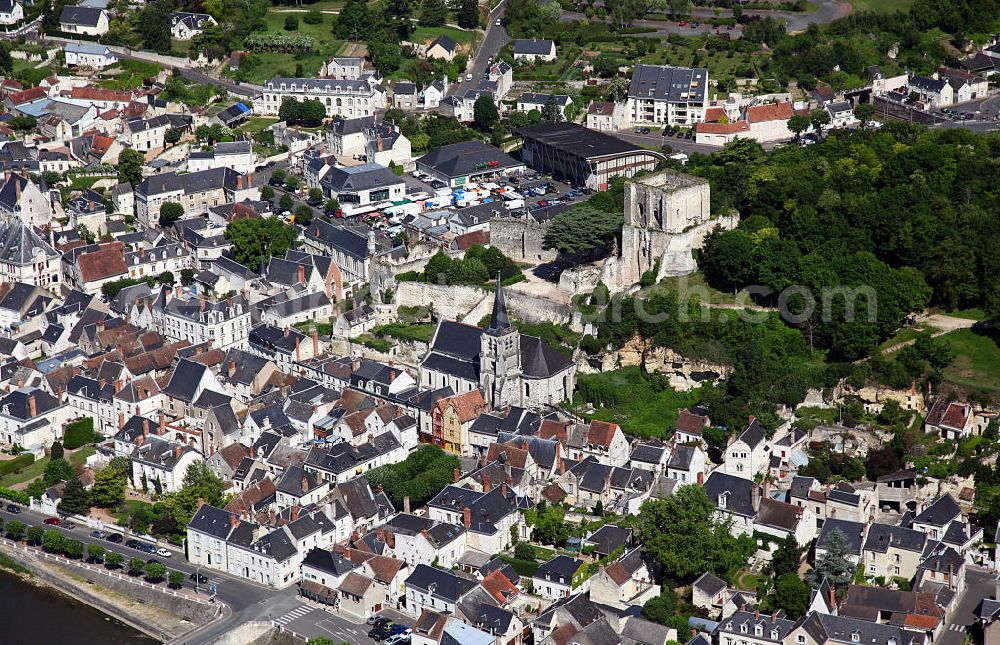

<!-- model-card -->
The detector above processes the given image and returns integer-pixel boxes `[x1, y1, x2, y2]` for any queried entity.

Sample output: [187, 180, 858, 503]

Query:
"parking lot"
[403, 171, 586, 215]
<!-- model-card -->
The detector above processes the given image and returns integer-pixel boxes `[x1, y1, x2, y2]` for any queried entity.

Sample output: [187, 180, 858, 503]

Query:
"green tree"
[50, 441, 63, 460]
[284, 14, 299, 30]
[145, 561, 166, 582]
[42, 529, 66, 553]
[159, 202, 185, 228]
[303, 10, 323, 23]
[853, 103, 875, 125]
[91, 467, 127, 508]
[606, 77, 629, 102]
[129, 557, 146, 576]
[367, 31, 403, 75]
[224, 217, 298, 268]
[333, 0, 374, 39]
[787, 114, 810, 141]
[543, 204, 623, 258]
[118, 148, 145, 187]
[541, 94, 564, 123]
[5, 520, 25, 541]
[456, 0, 480, 28]
[59, 477, 91, 515]
[295, 205, 314, 226]
[44, 458, 75, 486]
[158, 462, 229, 530]
[308, 187, 324, 202]
[772, 572, 810, 618]
[771, 534, 802, 578]
[472, 94, 500, 132]
[637, 485, 755, 582]
[514, 542, 535, 561]
[139, 0, 172, 53]
[64, 539, 84, 559]
[809, 109, 830, 137]
[279, 193, 294, 211]
[169, 570, 184, 588]
[260, 185, 275, 202]
[165, 127, 184, 146]
[325, 198, 340, 213]
[807, 527, 854, 589]
[27, 525, 43, 545]
[419, 0, 448, 26]
[105, 551, 124, 569]
[531, 504, 570, 546]
[87, 544, 105, 562]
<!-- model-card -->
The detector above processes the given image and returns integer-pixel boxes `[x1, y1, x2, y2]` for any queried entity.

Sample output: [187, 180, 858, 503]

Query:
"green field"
[412, 25, 477, 47]
[943, 308, 986, 321]
[236, 117, 280, 135]
[232, 10, 347, 83]
[98, 59, 161, 90]
[573, 366, 702, 439]
[878, 325, 934, 351]
[847, 0, 914, 13]
[0, 456, 49, 487]
[940, 329, 1000, 395]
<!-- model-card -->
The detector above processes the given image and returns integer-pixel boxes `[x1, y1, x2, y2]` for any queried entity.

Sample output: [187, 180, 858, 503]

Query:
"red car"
[43, 517, 60, 526]
[678, 20, 687, 26]
[537, 200, 549, 207]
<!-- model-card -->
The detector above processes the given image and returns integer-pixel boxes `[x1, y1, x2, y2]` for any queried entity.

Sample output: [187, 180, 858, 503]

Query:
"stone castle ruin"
[600, 169, 737, 291]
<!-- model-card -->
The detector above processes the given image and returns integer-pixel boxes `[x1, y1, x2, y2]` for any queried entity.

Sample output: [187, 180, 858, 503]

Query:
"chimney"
[697, 471, 705, 485]
[301, 476, 309, 493]
[199, 299, 206, 312]
[755, 610, 760, 620]
[748, 415, 756, 425]
[237, 175, 243, 189]
[117, 411, 125, 428]
[27, 394, 36, 418]
[249, 446, 254, 458]
[158, 411, 165, 434]
[828, 585, 835, 609]
[99, 377, 106, 390]
[197, 496, 204, 509]
[376, 483, 384, 494]
[295, 336, 301, 361]
[453, 467, 460, 483]
[297, 264, 305, 284]
[351, 529, 359, 543]
[502, 481, 508, 498]
[228, 361, 236, 377]
[56, 386, 63, 399]
[142, 419, 150, 436]
[311, 327, 319, 354]
[463, 506, 471, 528]
[284, 327, 290, 338]
[421, 528, 429, 540]
[230, 513, 239, 528]
[752, 483, 761, 510]
[385, 530, 394, 549]
[174, 445, 182, 459]
[290, 506, 300, 521]
[376, 528, 384, 543]
[483, 474, 491, 493]
[72, 367, 80, 377]
[403, 496, 411, 514]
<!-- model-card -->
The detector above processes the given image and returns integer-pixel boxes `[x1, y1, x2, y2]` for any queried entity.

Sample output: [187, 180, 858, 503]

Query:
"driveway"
[938, 567, 995, 645]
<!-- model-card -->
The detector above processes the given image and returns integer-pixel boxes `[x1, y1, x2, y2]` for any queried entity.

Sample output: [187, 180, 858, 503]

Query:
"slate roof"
[326, 115, 376, 137]
[322, 163, 401, 193]
[796, 610, 924, 645]
[737, 418, 767, 449]
[405, 563, 476, 602]
[513, 39, 555, 55]
[668, 444, 698, 470]
[817, 519, 865, 555]
[584, 524, 631, 555]
[60, 5, 105, 26]
[912, 494, 962, 528]
[693, 571, 728, 597]
[704, 471, 758, 518]
[188, 504, 236, 539]
[533, 555, 583, 583]
[628, 64, 709, 103]
[863, 523, 927, 554]
[417, 140, 522, 179]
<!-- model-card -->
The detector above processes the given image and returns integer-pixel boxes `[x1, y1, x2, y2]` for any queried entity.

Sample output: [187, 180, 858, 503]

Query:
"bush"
[283, 15, 299, 30]
[50, 441, 63, 460]
[0, 488, 30, 505]
[514, 542, 535, 561]
[0, 454, 34, 476]
[500, 556, 538, 576]
[63, 417, 95, 450]
[303, 9, 323, 23]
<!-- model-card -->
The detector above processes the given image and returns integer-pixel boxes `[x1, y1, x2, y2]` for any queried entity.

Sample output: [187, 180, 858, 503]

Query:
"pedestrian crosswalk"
[947, 623, 967, 633]
[274, 605, 317, 626]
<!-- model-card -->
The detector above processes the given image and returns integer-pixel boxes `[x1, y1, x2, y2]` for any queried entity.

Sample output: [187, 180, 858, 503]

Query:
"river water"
[0, 569, 157, 644]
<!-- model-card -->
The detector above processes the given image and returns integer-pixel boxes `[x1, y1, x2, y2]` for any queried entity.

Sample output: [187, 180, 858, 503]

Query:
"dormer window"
[754, 624, 763, 637]
[740, 623, 748, 634]
[851, 631, 860, 643]
[771, 629, 779, 640]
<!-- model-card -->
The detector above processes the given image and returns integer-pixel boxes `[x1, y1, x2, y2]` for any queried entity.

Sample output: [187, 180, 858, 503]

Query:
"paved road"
[938, 566, 994, 645]
[611, 128, 719, 155]
[449, 1, 510, 97]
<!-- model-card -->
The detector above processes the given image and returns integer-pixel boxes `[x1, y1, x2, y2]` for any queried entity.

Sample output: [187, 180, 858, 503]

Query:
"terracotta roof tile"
[437, 389, 486, 423]
[77, 243, 127, 283]
[480, 568, 519, 605]
[696, 121, 750, 134]
[745, 102, 793, 123]
[586, 420, 619, 447]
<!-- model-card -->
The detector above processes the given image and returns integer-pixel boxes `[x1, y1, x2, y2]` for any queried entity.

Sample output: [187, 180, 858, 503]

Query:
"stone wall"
[394, 282, 487, 322]
[371, 240, 456, 303]
[592, 335, 731, 391]
[491, 214, 557, 263]
[210, 621, 305, 645]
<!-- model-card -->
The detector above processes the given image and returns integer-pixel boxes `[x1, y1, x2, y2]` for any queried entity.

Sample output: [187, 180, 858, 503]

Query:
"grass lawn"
[230, 10, 346, 83]
[878, 325, 934, 351]
[0, 456, 49, 487]
[943, 308, 986, 321]
[373, 322, 436, 343]
[573, 366, 701, 439]
[412, 25, 477, 46]
[644, 270, 744, 307]
[69, 446, 96, 468]
[114, 499, 155, 527]
[941, 328, 1000, 395]
[737, 571, 765, 592]
[236, 117, 280, 135]
[848, 0, 914, 13]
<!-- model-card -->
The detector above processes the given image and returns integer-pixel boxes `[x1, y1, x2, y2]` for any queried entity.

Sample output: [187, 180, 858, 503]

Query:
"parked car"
[537, 200, 549, 207]
[62, 521, 76, 530]
[384, 635, 410, 645]
[368, 617, 390, 627]
[368, 626, 392, 641]
[90, 530, 108, 539]
[190, 573, 209, 584]
[5, 504, 20, 513]
[155, 547, 172, 557]
[126, 540, 143, 549]
[141, 544, 157, 554]
[105, 533, 123, 544]
[146, 558, 161, 566]
[43, 517, 60, 526]
[634, 127, 650, 134]
[389, 624, 411, 636]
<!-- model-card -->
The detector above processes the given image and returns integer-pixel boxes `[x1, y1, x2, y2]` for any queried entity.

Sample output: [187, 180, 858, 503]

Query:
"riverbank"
[0, 541, 219, 643]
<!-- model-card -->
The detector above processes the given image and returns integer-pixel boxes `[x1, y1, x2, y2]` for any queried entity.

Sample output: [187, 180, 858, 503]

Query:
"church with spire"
[419, 277, 576, 410]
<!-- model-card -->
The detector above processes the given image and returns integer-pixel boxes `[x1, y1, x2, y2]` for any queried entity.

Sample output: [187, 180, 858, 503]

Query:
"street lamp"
[195, 564, 203, 594]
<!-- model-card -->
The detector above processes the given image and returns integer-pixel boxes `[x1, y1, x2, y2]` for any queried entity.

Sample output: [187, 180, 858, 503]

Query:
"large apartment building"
[135, 167, 260, 227]
[627, 64, 710, 126]
[258, 77, 387, 118]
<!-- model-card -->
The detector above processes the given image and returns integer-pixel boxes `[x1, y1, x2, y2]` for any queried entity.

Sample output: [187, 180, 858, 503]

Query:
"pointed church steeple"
[486, 273, 511, 335]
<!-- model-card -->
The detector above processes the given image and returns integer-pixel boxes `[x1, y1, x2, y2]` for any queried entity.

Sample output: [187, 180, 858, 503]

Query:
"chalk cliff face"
[585, 335, 731, 391]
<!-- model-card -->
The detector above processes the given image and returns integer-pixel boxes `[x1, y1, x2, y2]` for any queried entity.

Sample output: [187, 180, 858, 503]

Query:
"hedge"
[0, 487, 30, 505]
[0, 454, 34, 476]
[500, 556, 538, 577]
[64, 418, 95, 450]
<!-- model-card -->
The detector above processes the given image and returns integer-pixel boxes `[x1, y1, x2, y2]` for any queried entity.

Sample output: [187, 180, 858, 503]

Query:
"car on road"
[146, 558, 161, 566]
[466, 73, 473, 81]
[5, 504, 19, 513]
[105, 533, 123, 543]
[678, 20, 687, 25]
[384, 635, 410, 645]
[62, 521, 76, 530]
[190, 573, 209, 584]
[43, 517, 60, 526]
[389, 625, 411, 636]
[634, 127, 650, 134]
[495, 18, 502, 25]
[141, 543, 157, 554]
[126, 539, 144, 549]
[155, 547, 172, 557]
[536, 200, 549, 207]
[90, 530, 108, 539]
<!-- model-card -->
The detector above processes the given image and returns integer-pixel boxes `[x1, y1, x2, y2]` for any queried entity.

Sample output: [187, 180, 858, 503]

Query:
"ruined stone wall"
[491, 215, 557, 263]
